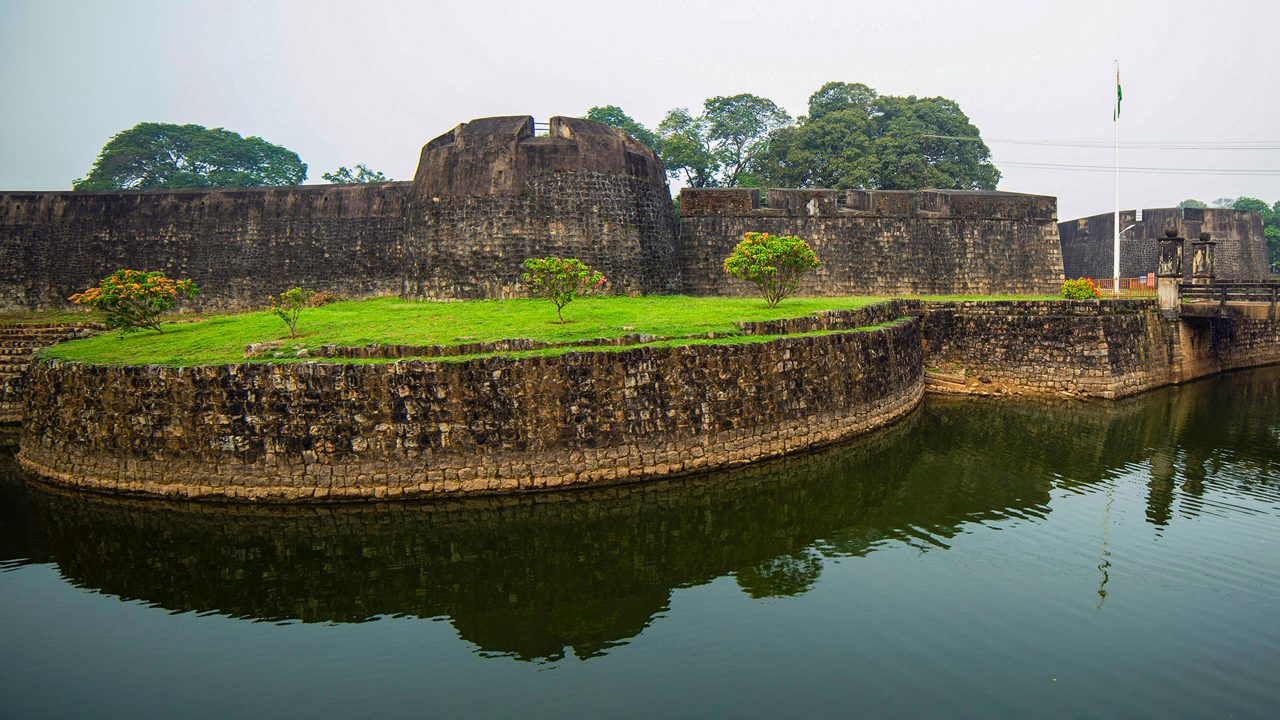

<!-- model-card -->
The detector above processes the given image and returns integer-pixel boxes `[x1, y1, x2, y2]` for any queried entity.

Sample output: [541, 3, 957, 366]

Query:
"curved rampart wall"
[678, 188, 1065, 296]
[1058, 207, 1270, 281]
[18, 318, 923, 501]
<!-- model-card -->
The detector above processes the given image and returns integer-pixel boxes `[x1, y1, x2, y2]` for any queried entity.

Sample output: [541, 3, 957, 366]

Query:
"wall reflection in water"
[3, 366, 1277, 662]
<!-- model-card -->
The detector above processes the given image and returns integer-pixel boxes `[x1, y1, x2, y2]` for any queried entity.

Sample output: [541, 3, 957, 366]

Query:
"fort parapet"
[1059, 207, 1270, 282]
[678, 188, 1065, 296]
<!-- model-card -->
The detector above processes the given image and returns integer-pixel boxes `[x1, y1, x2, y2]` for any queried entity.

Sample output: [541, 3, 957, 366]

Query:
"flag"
[1114, 66, 1122, 121]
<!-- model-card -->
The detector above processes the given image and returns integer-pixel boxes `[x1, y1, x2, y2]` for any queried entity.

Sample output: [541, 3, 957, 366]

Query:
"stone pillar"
[1191, 232, 1216, 285]
[1157, 228, 1184, 310]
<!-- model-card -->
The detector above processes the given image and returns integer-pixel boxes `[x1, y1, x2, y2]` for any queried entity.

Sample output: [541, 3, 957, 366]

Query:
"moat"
[3, 366, 1279, 718]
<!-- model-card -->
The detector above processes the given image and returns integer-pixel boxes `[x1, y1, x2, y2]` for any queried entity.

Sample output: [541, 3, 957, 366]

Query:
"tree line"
[72, 122, 389, 191]
[586, 81, 1001, 192]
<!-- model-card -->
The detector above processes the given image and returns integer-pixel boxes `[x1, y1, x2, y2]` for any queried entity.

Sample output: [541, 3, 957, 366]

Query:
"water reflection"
[5, 366, 1279, 662]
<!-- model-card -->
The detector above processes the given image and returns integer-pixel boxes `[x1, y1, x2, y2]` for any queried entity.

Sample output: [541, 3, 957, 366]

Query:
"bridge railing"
[1180, 282, 1280, 309]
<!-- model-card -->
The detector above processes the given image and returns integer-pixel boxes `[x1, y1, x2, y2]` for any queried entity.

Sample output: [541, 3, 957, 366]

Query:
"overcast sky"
[2, 0, 1277, 220]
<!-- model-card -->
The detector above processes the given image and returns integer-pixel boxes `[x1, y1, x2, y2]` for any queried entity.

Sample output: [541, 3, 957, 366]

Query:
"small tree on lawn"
[521, 257, 606, 323]
[68, 269, 199, 334]
[269, 287, 316, 338]
[723, 232, 820, 307]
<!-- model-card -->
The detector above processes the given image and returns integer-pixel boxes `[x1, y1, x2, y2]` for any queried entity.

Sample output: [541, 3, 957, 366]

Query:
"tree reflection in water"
[4, 365, 1278, 662]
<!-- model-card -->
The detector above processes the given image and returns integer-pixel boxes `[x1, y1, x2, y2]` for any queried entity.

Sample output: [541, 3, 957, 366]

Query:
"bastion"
[0, 116, 678, 311]
[1059, 207, 1271, 281]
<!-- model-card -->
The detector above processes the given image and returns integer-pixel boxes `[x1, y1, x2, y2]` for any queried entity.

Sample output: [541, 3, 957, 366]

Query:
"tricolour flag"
[1114, 67, 1122, 121]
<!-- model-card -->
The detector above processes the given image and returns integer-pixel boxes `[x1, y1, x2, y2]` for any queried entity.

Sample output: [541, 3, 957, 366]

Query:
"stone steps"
[0, 323, 101, 426]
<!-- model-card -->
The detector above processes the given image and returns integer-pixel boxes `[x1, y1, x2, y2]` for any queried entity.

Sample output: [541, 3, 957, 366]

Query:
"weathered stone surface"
[0, 116, 678, 311]
[18, 319, 924, 501]
[917, 300, 1280, 399]
[678, 188, 1065, 296]
[1059, 207, 1270, 282]
[0, 322, 100, 432]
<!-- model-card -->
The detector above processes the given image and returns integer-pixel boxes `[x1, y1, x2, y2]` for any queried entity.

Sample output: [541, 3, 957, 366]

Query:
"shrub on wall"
[521, 257, 607, 323]
[1061, 278, 1102, 299]
[269, 287, 316, 338]
[68, 269, 199, 334]
[723, 232, 821, 308]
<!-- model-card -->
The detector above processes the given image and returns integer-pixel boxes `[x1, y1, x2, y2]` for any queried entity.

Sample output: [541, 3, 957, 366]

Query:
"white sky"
[2, 0, 1278, 220]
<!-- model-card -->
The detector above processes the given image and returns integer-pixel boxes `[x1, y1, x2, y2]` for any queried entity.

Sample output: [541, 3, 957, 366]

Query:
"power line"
[1000, 161, 1280, 176]
[921, 134, 1280, 150]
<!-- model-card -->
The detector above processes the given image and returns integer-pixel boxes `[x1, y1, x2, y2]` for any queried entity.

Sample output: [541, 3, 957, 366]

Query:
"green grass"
[35, 294, 1058, 367]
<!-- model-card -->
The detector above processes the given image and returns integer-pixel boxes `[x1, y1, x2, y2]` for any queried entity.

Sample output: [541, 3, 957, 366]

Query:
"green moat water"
[2, 366, 1279, 718]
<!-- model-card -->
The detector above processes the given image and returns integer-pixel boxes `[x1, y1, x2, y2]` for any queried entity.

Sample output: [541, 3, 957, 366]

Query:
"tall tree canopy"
[657, 94, 790, 188]
[753, 81, 1000, 191]
[73, 122, 307, 191]
[583, 95, 790, 188]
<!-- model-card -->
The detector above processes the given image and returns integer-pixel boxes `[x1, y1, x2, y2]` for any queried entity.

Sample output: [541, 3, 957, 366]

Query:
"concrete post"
[1191, 232, 1216, 285]
[1157, 227, 1184, 310]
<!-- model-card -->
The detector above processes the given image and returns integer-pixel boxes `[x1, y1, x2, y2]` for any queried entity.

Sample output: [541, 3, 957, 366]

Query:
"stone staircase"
[0, 323, 100, 434]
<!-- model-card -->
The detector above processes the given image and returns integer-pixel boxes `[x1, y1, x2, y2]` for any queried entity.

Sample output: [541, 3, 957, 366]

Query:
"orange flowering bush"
[69, 269, 199, 334]
[1061, 277, 1102, 299]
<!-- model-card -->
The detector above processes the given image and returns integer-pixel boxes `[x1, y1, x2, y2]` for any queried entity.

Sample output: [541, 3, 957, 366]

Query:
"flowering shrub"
[1061, 277, 1102, 299]
[723, 232, 821, 308]
[521, 257, 606, 323]
[268, 287, 315, 338]
[68, 269, 199, 334]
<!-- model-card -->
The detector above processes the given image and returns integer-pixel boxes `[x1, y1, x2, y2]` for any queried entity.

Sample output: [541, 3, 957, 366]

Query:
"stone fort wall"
[1058, 207, 1271, 282]
[678, 188, 1065, 296]
[0, 183, 414, 310]
[1, 113, 1079, 309]
[0, 116, 678, 311]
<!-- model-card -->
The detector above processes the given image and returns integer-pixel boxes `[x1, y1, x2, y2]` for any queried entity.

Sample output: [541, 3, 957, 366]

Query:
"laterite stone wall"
[18, 319, 923, 501]
[678, 188, 1065, 297]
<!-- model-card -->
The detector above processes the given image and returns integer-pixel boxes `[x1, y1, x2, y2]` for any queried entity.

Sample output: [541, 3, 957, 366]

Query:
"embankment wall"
[18, 318, 924, 501]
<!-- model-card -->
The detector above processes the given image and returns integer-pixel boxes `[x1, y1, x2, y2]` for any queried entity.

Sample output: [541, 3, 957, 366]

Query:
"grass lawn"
[35, 294, 1058, 367]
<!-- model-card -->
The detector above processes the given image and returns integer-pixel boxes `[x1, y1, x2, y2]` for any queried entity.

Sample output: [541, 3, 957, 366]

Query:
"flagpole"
[1113, 61, 1120, 296]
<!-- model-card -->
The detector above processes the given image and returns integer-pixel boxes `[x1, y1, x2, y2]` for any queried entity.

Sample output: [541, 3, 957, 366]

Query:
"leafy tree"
[1231, 197, 1271, 216]
[322, 164, 390, 184]
[269, 287, 316, 338]
[68, 269, 199, 334]
[73, 123, 306, 190]
[655, 94, 790, 188]
[1212, 197, 1237, 208]
[583, 105, 660, 151]
[521, 257, 606, 323]
[723, 232, 820, 307]
[702, 94, 791, 187]
[753, 81, 1000, 191]
[1178, 198, 1208, 208]
[656, 107, 720, 187]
